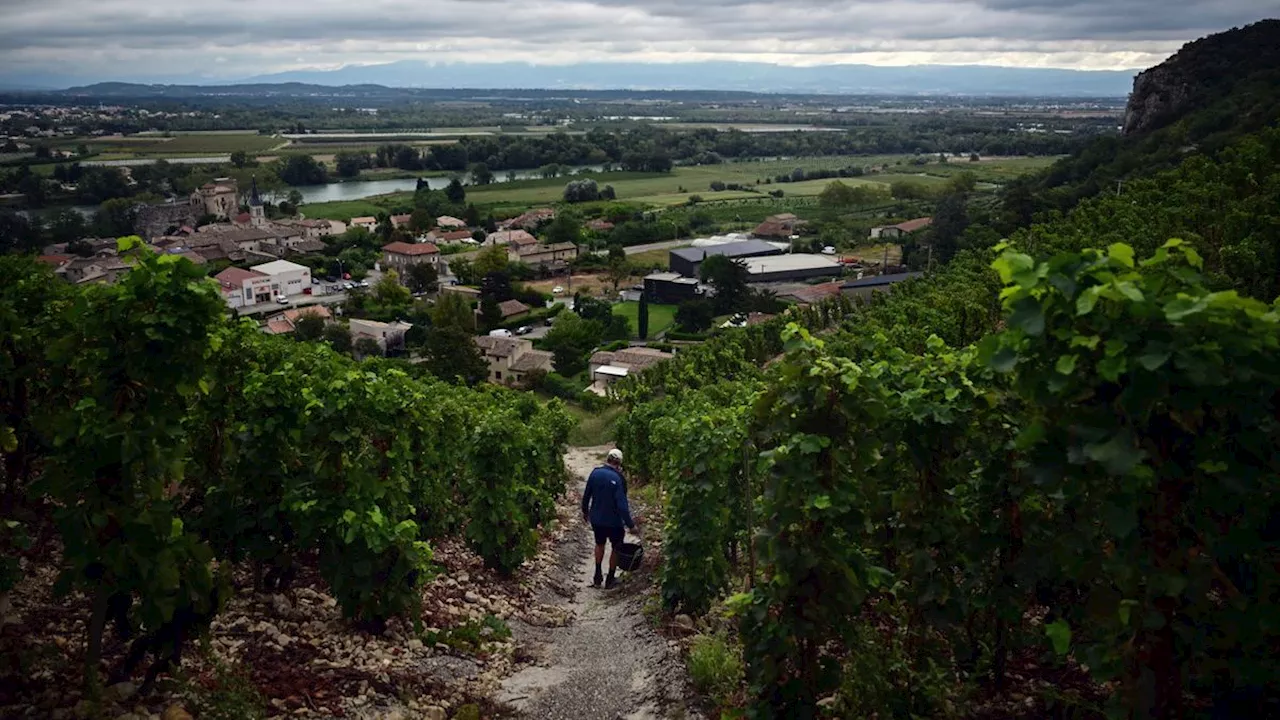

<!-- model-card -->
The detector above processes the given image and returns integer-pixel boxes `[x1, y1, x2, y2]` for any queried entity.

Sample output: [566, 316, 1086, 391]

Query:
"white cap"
[607, 448, 623, 463]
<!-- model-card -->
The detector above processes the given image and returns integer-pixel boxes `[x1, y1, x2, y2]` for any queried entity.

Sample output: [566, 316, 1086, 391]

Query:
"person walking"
[581, 448, 637, 589]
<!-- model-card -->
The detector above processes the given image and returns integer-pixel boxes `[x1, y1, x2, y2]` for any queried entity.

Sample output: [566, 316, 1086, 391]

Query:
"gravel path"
[494, 446, 700, 720]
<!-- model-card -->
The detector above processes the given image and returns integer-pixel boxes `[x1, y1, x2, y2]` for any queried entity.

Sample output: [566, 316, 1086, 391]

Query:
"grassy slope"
[613, 301, 678, 338]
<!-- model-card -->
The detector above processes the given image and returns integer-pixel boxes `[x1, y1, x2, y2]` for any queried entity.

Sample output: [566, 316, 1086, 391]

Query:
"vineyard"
[0, 243, 573, 713]
[617, 127, 1280, 719]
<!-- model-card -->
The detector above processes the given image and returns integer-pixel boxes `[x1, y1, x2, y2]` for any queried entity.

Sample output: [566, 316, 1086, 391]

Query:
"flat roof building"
[743, 254, 843, 283]
[669, 239, 782, 278]
[644, 272, 702, 304]
[841, 272, 925, 298]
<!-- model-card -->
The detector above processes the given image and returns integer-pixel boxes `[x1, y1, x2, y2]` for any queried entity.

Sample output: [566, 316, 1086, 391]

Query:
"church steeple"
[248, 175, 266, 227]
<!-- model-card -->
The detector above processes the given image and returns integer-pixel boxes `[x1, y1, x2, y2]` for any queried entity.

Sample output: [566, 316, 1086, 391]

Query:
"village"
[31, 172, 933, 398]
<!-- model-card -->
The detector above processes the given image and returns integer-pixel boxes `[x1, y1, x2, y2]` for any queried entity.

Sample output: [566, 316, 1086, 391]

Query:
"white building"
[214, 267, 275, 309]
[251, 259, 312, 297]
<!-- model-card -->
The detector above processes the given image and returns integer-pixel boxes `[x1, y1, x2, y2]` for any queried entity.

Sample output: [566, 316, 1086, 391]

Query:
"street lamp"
[788, 234, 799, 254]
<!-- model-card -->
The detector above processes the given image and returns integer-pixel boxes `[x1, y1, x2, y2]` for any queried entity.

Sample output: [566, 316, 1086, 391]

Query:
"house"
[587, 347, 675, 393]
[427, 228, 474, 244]
[643, 272, 701, 304]
[350, 216, 378, 231]
[57, 256, 133, 285]
[841, 272, 925, 299]
[509, 242, 578, 268]
[669, 239, 781, 278]
[499, 207, 555, 230]
[390, 214, 412, 228]
[483, 229, 537, 248]
[586, 218, 615, 233]
[263, 305, 332, 334]
[189, 178, 238, 219]
[286, 238, 327, 255]
[36, 254, 73, 269]
[474, 336, 552, 385]
[436, 215, 467, 229]
[215, 266, 274, 308]
[250, 259, 312, 298]
[382, 241, 441, 274]
[870, 217, 933, 240]
[752, 213, 806, 240]
[498, 299, 531, 319]
[350, 318, 413, 353]
[276, 218, 339, 239]
[782, 280, 845, 305]
[440, 284, 482, 300]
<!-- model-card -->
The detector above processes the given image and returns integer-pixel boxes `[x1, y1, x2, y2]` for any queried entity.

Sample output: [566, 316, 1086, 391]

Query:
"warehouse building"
[669, 239, 782, 278]
[841, 272, 924, 299]
[644, 272, 703, 304]
[743, 254, 843, 283]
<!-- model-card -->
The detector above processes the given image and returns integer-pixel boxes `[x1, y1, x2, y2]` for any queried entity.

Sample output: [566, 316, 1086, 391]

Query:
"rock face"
[1123, 19, 1280, 136]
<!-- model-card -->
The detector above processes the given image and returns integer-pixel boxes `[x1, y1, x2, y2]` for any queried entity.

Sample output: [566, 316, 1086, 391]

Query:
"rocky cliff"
[1123, 19, 1280, 136]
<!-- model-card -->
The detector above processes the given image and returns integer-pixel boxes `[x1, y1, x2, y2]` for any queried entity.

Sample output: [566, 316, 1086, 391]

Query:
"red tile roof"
[37, 254, 72, 266]
[785, 281, 844, 305]
[214, 266, 267, 289]
[430, 229, 474, 243]
[893, 217, 933, 233]
[498, 299, 531, 318]
[383, 241, 440, 256]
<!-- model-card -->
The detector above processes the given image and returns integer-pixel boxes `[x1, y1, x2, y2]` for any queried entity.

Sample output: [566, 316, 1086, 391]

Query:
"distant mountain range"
[0, 61, 1137, 97]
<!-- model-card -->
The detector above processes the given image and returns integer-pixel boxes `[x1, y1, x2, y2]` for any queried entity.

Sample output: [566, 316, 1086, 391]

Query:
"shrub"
[688, 633, 743, 704]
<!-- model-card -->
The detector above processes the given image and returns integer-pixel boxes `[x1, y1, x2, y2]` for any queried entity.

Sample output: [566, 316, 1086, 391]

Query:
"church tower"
[249, 175, 265, 228]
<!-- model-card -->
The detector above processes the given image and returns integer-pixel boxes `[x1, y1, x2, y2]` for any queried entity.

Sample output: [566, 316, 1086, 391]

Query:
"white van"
[488, 329, 513, 338]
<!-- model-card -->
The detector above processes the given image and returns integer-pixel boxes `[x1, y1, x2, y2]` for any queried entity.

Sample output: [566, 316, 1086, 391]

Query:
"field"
[72, 132, 282, 156]
[613, 301, 677, 337]
[298, 154, 1055, 222]
[626, 246, 684, 269]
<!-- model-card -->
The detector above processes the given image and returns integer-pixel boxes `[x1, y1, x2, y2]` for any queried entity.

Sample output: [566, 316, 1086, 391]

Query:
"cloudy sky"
[2, 0, 1274, 81]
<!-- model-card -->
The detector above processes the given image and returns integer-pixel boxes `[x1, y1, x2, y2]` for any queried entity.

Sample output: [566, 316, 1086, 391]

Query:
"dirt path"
[494, 446, 701, 720]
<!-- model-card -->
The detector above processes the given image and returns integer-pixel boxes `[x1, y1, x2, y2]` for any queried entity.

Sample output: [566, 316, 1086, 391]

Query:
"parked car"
[822, 246, 837, 255]
[275, 294, 290, 305]
[359, 280, 370, 288]
[489, 329, 513, 338]
[515, 325, 532, 335]
[344, 282, 356, 290]
[552, 285, 565, 294]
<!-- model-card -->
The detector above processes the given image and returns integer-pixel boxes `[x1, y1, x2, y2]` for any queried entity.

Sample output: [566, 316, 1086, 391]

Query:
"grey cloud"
[0, 0, 1273, 79]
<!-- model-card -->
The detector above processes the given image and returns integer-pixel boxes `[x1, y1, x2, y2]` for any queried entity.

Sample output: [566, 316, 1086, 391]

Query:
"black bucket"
[617, 542, 644, 572]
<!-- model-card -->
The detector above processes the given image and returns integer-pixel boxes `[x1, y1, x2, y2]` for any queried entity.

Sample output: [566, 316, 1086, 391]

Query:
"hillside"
[1025, 18, 1280, 211]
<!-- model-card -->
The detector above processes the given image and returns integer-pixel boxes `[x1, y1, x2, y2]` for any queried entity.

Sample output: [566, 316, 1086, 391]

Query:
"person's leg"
[605, 527, 624, 588]
[591, 525, 606, 586]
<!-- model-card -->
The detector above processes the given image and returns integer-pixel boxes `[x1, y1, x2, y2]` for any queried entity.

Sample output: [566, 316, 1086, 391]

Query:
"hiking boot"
[592, 570, 603, 587]
[604, 575, 617, 589]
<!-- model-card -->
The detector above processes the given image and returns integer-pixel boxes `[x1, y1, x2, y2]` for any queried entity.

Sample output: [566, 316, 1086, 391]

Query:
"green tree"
[674, 298, 714, 333]
[474, 244, 510, 278]
[403, 262, 439, 294]
[230, 150, 248, 168]
[699, 255, 750, 314]
[323, 323, 352, 353]
[293, 312, 325, 341]
[409, 208, 432, 234]
[445, 178, 466, 204]
[432, 291, 476, 332]
[479, 297, 503, 330]
[335, 152, 366, 178]
[277, 155, 328, 186]
[638, 293, 650, 339]
[947, 171, 978, 195]
[544, 312, 602, 376]
[354, 336, 382, 359]
[92, 197, 139, 238]
[422, 325, 488, 386]
[470, 162, 494, 185]
[545, 213, 581, 247]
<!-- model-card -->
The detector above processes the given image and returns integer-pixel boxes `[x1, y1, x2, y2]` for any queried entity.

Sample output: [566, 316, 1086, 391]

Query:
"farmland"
[66, 132, 283, 157]
[302, 153, 1049, 220]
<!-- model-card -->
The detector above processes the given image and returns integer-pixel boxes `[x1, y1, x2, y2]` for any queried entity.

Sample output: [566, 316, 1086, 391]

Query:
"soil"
[493, 446, 701, 720]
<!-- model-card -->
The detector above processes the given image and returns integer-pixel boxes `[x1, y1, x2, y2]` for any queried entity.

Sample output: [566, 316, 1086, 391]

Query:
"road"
[235, 290, 348, 317]
[591, 239, 690, 257]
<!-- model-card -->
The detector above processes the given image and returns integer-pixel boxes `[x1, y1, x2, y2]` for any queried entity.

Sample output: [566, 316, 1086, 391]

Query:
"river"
[9, 164, 606, 219]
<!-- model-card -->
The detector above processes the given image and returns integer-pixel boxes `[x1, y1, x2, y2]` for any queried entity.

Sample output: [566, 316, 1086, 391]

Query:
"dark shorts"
[592, 524, 625, 548]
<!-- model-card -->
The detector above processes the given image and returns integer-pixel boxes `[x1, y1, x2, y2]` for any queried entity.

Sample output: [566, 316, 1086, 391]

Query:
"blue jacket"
[582, 465, 634, 529]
